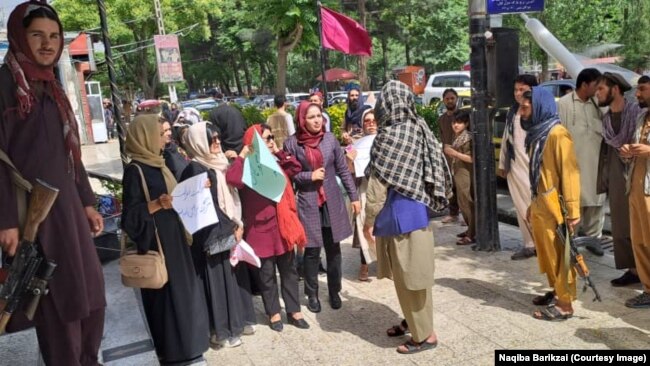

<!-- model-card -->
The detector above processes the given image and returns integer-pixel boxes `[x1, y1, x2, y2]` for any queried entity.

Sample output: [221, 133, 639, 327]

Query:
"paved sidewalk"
[1, 141, 648, 365]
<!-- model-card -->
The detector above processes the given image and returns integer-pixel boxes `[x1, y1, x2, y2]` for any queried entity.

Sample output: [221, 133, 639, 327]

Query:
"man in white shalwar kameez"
[498, 75, 539, 260]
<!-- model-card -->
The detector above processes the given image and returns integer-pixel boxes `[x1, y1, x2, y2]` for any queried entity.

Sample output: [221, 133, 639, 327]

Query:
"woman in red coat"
[226, 124, 310, 332]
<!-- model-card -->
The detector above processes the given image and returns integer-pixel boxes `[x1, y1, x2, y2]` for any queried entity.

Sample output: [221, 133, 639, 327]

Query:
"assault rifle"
[556, 195, 602, 302]
[0, 180, 59, 334]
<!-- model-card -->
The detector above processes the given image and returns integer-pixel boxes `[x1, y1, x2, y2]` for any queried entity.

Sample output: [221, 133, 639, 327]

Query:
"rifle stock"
[22, 180, 59, 243]
[0, 179, 59, 334]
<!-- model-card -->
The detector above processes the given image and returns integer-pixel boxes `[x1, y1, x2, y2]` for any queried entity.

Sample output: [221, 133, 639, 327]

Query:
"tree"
[53, 0, 222, 98]
[619, 0, 650, 72]
[245, 0, 328, 94]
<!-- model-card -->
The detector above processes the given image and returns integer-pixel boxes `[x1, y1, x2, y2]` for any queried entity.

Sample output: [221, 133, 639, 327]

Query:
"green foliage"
[326, 103, 347, 141]
[261, 107, 278, 120]
[416, 104, 440, 138]
[619, 0, 650, 72]
[240, 105, 266, 127]
[99, 179, 123, 204]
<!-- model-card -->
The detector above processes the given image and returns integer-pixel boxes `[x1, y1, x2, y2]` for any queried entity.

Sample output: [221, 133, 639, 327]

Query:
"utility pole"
[469, 0, 500, 251]
[97, 0, 127, 167]
[153, 0, 177, 103]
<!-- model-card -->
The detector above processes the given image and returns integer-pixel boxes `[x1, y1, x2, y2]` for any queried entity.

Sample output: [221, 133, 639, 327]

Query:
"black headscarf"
[208, 104, 247, 153]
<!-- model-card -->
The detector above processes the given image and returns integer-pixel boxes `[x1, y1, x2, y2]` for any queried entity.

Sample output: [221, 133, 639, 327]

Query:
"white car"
[422, 71, 471, 105]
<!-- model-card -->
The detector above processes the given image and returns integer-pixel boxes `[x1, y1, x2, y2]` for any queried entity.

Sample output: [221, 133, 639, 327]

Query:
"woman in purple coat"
[284, 101, 360, 313]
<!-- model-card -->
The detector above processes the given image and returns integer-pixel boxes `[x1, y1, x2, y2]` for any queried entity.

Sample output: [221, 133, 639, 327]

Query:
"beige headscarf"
[125, 114, 177, 194]
[184, 122, 242, 225]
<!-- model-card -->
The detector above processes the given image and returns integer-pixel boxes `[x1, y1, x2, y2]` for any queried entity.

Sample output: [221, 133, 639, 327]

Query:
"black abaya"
[122, 162, 209, 363]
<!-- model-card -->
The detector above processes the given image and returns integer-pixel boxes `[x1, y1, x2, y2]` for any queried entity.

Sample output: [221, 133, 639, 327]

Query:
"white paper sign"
[171, 172, 219, 234]
[353, 134, 376, 178]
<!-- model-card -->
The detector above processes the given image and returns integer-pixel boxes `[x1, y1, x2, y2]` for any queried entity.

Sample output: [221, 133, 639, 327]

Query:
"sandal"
[456, 231, 468, 238]
[396, 338, 438, 354]
[386, 319, 409, 337]
[533, 305, 573, 322]
[532, 291, 556, 306]
[456, 237, 474, 245]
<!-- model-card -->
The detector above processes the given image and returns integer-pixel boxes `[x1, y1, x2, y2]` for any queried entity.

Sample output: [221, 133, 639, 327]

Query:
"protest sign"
[171, 172, 218, 234]
[242, 130, 287, 202]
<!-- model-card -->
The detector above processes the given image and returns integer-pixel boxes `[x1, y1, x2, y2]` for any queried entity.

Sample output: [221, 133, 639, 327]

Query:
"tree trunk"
[231, 58, 243, 96]
[405, 41, 411, 65]
[541, 55, 549, 82]
[357, 0, 369, 90]
[275, 24, 304, 94]
[241, 54, 253, 96]
[381, 36, 388, 84]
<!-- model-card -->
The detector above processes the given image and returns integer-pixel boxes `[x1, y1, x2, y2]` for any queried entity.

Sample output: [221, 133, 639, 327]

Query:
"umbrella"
[316, 68, 357, 82]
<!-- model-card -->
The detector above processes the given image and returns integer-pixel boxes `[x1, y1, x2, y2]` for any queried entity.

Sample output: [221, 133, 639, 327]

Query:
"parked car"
[328, 95, 348, 105]
[539, 79, 575, 99]
[286, 93, 310, 108]
[423, 71, 471, 105]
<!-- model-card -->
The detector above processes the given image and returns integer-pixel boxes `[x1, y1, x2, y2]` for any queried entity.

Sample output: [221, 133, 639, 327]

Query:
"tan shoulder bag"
[119, 164, 168, 289]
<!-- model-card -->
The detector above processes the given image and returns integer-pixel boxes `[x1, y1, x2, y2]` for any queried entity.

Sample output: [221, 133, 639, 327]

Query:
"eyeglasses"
[266, 134, 275, 142]
[363, 118, 376, 125]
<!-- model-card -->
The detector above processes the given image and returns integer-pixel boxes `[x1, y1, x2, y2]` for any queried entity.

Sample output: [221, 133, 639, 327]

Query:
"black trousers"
[254, 251, 301, 316]
[303, 227, 341, 298]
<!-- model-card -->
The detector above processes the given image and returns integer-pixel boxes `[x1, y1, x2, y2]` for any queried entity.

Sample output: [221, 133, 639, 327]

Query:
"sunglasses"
[363, 118, 376, 125]
[266, 134, 275, 142]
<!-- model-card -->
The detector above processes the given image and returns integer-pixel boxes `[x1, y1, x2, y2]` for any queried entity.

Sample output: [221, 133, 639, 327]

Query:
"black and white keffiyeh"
[368, 80, 451, 211]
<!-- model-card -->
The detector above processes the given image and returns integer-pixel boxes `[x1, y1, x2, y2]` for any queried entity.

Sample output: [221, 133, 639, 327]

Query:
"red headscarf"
[243, 125, 307, 250]
[6, 2, 82, 178]
[295, 101, 326, 206]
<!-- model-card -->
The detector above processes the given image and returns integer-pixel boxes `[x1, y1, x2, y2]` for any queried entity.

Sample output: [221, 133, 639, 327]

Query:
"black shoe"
[269, 320, 283, 332]
[288, 314, 310, 329]
[511, 247, 536, 260]
[319, 262, 327, 273]
[611, 270, 641, 287]
[307, 296, 321, 313]
[330, 293, 342, 309]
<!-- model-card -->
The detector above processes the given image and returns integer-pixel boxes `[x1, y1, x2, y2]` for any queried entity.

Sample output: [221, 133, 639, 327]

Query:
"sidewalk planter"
[95, 194, 122, 263]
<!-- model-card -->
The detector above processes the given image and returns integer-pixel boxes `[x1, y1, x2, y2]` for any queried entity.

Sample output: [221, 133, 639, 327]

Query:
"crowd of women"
[119, 80, 445, 364]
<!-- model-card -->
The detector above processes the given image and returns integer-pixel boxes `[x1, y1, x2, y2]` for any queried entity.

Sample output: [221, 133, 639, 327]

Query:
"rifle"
[555, 195, 602, 302]
[0, 179, 59, 334]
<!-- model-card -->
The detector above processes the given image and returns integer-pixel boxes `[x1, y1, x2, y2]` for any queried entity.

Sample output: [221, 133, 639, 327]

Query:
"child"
[443, 110, 475, 245]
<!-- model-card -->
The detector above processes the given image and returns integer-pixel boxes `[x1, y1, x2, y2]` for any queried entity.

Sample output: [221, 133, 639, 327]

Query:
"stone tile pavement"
[1, 141, 648, 365]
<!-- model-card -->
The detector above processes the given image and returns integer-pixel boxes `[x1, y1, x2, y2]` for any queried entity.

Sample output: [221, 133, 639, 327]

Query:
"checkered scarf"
[368, 80, 451, 211]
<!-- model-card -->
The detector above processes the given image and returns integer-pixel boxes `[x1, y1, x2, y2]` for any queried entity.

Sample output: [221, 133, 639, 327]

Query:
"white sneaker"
[242, 325, 256, 335]
[210, 335, 242, 349]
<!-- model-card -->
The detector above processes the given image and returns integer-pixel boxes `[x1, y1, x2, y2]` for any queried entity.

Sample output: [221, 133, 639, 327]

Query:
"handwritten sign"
[487, 0, 544, 14]
[352, 134, 376, 178]
[171, 172, 219, 234]
[242, 130, 287, 202]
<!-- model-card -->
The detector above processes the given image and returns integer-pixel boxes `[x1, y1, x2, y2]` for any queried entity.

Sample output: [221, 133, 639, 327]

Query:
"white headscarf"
[184, 122, 242, 225]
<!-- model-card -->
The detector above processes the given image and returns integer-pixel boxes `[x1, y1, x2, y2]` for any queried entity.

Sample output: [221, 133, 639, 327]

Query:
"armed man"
[0, 2, 106, 365]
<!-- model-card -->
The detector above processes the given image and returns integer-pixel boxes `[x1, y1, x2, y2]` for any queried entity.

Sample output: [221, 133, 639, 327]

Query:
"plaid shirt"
[369, 81, 451, 211]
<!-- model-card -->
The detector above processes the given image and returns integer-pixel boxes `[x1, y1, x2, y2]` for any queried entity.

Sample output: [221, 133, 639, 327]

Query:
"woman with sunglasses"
[226, 124, 310, 331]
[180, 122, 256, 349]
[345, 109, 379, 281]
[284, 101, 360, 312]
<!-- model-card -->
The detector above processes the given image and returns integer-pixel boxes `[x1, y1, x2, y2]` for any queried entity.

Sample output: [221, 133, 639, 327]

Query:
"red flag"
[320, 6, 372, 56]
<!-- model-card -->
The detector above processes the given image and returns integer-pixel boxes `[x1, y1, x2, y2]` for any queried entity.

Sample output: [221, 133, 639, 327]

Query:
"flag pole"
[316, 1, 329, 108]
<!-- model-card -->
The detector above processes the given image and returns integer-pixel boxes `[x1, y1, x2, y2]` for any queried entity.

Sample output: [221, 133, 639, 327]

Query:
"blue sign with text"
[487, 0, 544, 14]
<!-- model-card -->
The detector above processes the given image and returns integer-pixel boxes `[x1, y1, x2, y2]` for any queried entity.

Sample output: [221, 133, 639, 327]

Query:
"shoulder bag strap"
[121, 164, 165, 259]
[0, 148, 32, 192]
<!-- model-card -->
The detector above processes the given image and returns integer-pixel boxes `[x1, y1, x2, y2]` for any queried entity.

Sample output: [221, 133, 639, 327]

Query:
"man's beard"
[445, 103, 456, 112]
[639, 99, 648, 109]
[350, 99, 358, 109]
[598, 90, 614, 107]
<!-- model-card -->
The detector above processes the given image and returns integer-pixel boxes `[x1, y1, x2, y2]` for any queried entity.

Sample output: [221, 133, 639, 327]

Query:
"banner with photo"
[154, 35, 184, 83]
